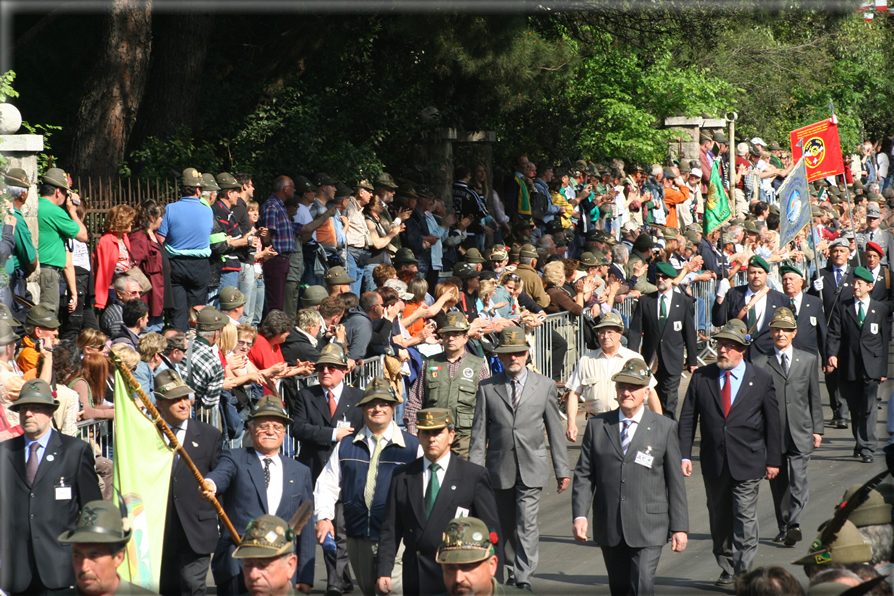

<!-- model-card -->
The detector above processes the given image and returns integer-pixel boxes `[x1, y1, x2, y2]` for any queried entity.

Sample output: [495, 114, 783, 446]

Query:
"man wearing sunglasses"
[292, 342, 364, 595]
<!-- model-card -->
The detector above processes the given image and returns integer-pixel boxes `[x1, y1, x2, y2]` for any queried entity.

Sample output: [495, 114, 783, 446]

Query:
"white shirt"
[656, 289, 673, 319]
[323, 382, 346, 442]
[855, 297, 870, 318]
[619, 404, 646, 444]
[164, 418, 188, 469]
[775, 345, 794, 369]
[257, 451, 283, 515]
[743, 286, 768, 329]
[423, 451, 451, 499]
[789, 292, 803, 315]
[314, 421, 422, 522]
[870, 266, 882, 282]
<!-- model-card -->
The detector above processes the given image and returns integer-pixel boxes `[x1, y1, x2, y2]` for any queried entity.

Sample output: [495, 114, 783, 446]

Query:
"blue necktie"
[620, 420, 633, 455]
[835, 269, 843, 286]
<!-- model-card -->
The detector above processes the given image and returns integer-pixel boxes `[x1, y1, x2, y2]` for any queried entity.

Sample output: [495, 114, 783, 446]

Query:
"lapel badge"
[46, 454, 55, 462]
[289, 479, 294, 483]
[451, 485, 456, 490]
[749, 382, 753, 386]
[192, 442, 198, 447]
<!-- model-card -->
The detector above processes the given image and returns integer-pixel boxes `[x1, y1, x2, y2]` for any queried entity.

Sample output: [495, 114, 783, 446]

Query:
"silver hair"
[272, 177, 291, 192]
[196, 329, 218, 342]
[651, 164, 663, 176]
[809, 568, 863, 586]
[536, 236, 554, 249]
[201, 190, 215, 201]
[868, 182, 881, 194]
[728, 225, 742, 239]
[519, 256, 535, 266]
[858, 524, 893, 564]
[7, 186, 26, 201]
[114, 276, 138, 292]
[611, 244, 629, 264]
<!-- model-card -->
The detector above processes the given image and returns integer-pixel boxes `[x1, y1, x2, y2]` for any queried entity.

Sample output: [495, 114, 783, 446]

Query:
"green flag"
[112, 369, 174, 591]
[703, 159, 732, 236]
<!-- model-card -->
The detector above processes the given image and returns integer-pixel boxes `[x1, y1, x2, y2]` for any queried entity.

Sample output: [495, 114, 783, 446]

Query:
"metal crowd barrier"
[76, 356, 386, 458]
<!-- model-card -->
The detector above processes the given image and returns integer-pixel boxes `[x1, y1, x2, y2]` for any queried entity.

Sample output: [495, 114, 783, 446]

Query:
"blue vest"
[339, 429, 419, 541]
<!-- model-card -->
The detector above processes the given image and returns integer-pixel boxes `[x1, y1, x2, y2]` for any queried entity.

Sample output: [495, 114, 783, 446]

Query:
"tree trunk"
[127, 8, 215, 156]
[68, 0, 152, 178]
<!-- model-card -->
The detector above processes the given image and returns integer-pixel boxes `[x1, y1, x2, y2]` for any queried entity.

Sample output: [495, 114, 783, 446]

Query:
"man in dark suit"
[376, 408, 502, 596]
[678, 319, 781, 586]
[154, 368, 223, 596]
[808, 239, 854, 428]
[826, 266, 893, 464]
[778, 265, 827, 361]
[291, 342, 363, 594]
[628, 261, 697, 420]
[0, 378, 103, 595]
[572, 359, 689, 596]
[200, 396, 315, 595]
[862, 241, 894, 349]
[470, 326, 571, 591]
[752, 307, 823, 548]
[712, 255, 789, 358]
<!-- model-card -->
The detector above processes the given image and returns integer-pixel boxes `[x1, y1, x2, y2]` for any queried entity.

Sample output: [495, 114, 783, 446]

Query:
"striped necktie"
[364, 435, 384, 509]
[620, 420, 633, 455]
[511, 379, 521, 411]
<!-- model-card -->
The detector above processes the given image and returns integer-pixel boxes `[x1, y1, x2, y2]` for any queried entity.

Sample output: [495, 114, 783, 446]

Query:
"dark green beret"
[853, 266, 875, 284]
[748, 255, 770, 272]
[655, 261, 678, 279]
[778, 265, 803, 278]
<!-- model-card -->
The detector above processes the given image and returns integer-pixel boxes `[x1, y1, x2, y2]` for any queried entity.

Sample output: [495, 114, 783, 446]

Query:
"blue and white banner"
[778, 157, 811, 248]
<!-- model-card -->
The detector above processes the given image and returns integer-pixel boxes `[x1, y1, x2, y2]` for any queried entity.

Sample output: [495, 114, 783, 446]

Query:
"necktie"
[870, 231, 875, 242]
[858, 301, 866, 328]
[365, 435, 383, 509]
[835, 269, 843, 286]
[425, 462, 440, 518]
[722, 370, 732, 418]
[170, 426, 183, 470]
[511, 379, 521, 411]
[746, 295, 757, 329]
[790, 298, 797, 320]
[263, 458, 273, 488]
[26, 442, 40, 486]
[659, 295, 667, 332]
[328, 390, 337, 419]
[620, 420, 632, 455]
[781, 352, 789, 375]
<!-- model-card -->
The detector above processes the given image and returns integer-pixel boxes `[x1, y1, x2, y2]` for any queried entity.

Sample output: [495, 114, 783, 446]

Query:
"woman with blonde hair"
[94, 204, 138, 309]
[76, 328, 110, 356]
[544, 260, 596, 315]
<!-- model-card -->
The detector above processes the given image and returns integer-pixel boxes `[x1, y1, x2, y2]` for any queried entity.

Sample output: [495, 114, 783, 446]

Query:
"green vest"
[422, 350, 485, 435]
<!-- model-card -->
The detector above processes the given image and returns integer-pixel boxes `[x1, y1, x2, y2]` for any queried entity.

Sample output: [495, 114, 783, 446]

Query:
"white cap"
[690, 168, 703, 178]
[621, 222, 639, 233]
[736, 142, 749, 156]
[750, 137, 767, 147]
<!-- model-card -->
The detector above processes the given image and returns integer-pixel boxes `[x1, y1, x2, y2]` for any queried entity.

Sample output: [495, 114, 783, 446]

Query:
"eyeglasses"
[318, 364, 346, 372]
[237, 340, 253, 347]
[254, 422, 285, 433]
[505, 274, 521, 282]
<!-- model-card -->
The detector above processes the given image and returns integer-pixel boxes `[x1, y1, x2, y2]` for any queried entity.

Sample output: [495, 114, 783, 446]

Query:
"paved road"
[294, 372, 889, 595]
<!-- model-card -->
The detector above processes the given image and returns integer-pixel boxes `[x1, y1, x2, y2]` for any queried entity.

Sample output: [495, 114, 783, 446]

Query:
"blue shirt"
[719, 359, 747, 406]
[24, 428, 53, 465]
[159, 197, 213, 254]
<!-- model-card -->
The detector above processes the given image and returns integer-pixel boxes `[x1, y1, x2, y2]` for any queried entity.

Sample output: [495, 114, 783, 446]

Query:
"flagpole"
[828, 101, 862, 268]
[110, 353, 242, 545]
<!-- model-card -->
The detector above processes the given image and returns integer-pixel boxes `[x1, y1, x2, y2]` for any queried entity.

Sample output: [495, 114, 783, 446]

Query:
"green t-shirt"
[38, 197, 80, 268]
[5, 208, 37, 274]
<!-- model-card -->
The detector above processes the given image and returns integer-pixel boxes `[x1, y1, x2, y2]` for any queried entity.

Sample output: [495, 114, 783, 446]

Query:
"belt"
[41, 264, 63, 272]
[348, 246, 369, 254]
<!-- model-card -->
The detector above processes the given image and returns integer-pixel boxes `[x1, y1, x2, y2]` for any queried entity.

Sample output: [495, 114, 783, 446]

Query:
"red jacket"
[93, 233, 131, 310]
[128, 230, 165, 317]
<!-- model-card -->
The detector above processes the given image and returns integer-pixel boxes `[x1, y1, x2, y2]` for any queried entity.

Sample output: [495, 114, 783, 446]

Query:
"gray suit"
[470, 369, 571, 585]
[572, 408, 689, 595]
[752, 348, 823, 533]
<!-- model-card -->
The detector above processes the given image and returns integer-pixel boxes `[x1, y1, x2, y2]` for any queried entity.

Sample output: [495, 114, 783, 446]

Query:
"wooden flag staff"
[110, 352, 241, 545]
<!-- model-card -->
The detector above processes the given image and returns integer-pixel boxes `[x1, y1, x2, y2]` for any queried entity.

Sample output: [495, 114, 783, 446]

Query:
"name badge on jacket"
[871, 323, 879, 335]
[673, 321, 682, 332]
[55, 477, 72, 500]
[810, 316, 817, 326]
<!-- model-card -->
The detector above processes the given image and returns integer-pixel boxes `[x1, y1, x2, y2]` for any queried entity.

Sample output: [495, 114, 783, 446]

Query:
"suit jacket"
[376, 456, 503, 595]
[678, 363, 782, 481]
[205, 448, 315, 585]
[0, 430, 103, 592]
[809, 266, 854, 322]
[168, 419, 222, 555]
[712, 285, 789, 357]
[628, 289, 697, 372]
[469, 371, 571, 490]
[789, 293, 827, 360]
[291, 383, 365, 481]
[826, 297, 893, 381]
[753, 349, 823, 454]
[572, 408, 689, 548]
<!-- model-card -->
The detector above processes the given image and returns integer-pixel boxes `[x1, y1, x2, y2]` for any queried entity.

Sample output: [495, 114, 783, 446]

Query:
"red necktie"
[328, 390, 337, 419]
[722, 371, 732, 418]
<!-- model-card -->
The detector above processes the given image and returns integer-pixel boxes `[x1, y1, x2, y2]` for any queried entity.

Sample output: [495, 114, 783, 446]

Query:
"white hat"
[621, 222, 639, 233]
[750, 137, 767, 147]
[689, 168, 703, 178]
[736, 142, 749, 157]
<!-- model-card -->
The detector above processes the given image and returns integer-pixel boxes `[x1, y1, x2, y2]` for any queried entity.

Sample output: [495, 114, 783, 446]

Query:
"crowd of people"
[1, 129, 894, 596]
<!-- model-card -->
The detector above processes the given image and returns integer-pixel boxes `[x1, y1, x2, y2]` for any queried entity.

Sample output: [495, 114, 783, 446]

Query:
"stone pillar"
[0, 103, 45, 302]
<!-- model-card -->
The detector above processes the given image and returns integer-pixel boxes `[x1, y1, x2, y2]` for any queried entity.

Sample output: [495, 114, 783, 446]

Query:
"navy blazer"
[790, 293, 827, 361]
[0, 430, 103, 592]
[712, 285, 790, 358]
[827, 297, 893, 381]
[205, 448, 315, 586]
[291, 383, 365, 482]
[168, 419, 222, 555]
[628, 289, 697, 371]
[678, 362, 782, 481]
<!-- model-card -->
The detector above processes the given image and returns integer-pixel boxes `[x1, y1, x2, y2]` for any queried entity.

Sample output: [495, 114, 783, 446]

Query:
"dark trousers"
[703, 459, 762, 576]
[59, 267, 99, 342]
[769, 450, 811, 531]
[601, 540, 663, 596]
[654, 364, 682, 421]
[841, 376, 879, 456]
[169, 256, 210, 331]
[325, 501, 354, 591]
[160, 503, 211, 596]
[262, 254, 291, 314]
[550, 329, 567, 383]
[824, 368, 850, 422]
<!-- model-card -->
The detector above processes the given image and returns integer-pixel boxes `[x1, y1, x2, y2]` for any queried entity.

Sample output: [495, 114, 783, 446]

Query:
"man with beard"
[712, 255, 789, 358]
[678, 319, 781, 586]
[628, 261, 698, 420]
